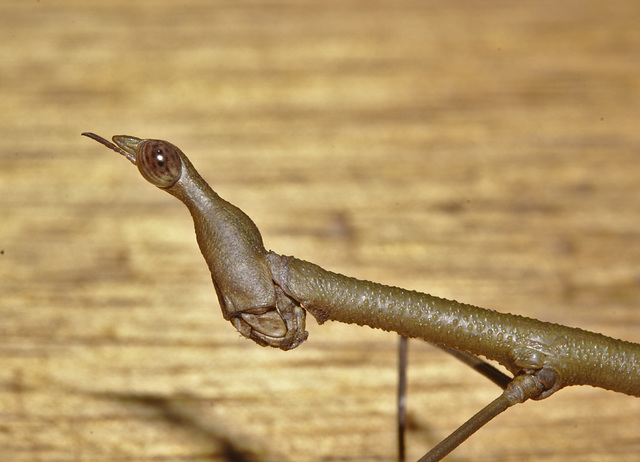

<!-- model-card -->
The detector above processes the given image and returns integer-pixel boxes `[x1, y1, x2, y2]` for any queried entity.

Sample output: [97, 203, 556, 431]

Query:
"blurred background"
[1, 1, 639, 461]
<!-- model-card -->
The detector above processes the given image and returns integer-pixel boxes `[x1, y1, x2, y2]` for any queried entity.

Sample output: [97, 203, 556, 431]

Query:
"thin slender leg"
[417, 393, 511, 462]
[417, 374, 546, 462]
[397, 335, 408, 462]
[436, 345, 512, 389]
[397, 342, 510, 461]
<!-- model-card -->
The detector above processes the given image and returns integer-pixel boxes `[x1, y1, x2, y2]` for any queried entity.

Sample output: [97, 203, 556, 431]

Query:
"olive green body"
[268, 254, 640, 398]
[84, 132, 640, 399]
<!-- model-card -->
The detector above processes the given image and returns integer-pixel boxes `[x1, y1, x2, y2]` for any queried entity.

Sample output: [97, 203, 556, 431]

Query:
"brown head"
[82, 133, 184, 189]
[82, 132, 308, 350]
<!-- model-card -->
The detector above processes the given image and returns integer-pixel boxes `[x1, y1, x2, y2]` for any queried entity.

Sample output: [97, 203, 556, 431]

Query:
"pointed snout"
[81, 132, 145, 165]
[112, 135, 145, 163]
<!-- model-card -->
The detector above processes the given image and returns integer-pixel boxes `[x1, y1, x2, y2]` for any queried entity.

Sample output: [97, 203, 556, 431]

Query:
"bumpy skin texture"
[268, 253, 640, 398]
[86, 133, 640, 400]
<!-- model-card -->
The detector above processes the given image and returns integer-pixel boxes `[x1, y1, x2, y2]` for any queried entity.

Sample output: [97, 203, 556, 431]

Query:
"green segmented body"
[268, 254, 640, 398]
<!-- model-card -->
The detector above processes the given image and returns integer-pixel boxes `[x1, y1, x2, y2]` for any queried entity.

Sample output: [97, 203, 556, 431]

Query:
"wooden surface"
[1, 1, 640, 461]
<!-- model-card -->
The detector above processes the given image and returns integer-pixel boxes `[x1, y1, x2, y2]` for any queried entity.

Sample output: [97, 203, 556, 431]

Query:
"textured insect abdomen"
[269, 254, 640, 398]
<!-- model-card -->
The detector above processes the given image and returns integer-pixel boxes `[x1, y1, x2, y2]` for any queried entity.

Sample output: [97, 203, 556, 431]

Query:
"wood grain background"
[1, 1, 639, 461]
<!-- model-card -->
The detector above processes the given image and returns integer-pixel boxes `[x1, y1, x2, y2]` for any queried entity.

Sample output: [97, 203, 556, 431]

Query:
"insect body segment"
[82, 133, 308, 350]
[268, 253, 640, 398]
[85, 133, 640, 460]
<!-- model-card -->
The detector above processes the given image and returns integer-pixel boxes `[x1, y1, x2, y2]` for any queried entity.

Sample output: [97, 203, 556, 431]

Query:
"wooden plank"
[1, 1, 639, 461]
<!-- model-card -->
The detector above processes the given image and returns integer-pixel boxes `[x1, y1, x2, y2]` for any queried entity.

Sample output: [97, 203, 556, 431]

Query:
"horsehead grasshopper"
[83, 132, 640, 461]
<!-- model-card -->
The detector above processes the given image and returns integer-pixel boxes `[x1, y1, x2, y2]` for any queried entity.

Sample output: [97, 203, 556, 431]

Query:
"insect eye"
[137, 140, 182, 188]
[155, 149, 165, 166]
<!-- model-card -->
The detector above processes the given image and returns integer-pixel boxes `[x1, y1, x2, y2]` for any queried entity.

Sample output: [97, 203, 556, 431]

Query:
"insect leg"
[436, 345, 512, 389]
[397, 335, 408, 462]
[417, 373, 549, 462]
[398, 343, 510, 461]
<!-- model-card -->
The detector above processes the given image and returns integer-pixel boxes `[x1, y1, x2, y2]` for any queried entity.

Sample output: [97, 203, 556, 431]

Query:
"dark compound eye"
[137, 140, 182, 188]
